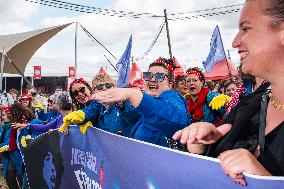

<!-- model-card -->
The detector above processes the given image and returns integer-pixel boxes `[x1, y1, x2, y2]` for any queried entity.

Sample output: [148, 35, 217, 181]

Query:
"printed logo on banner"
[71, 148, 103, 189]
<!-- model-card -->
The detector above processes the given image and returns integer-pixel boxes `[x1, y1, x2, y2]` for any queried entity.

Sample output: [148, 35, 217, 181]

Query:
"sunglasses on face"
[94, 83, 114, 91]
[72, 86, 86, 97]
[143, 72, 169, 82]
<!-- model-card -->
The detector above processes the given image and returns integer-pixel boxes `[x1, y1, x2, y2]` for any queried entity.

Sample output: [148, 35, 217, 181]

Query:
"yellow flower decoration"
[59, 110, 86, 132]
[0, 145, 9, 153]
[183, 93, 190, 99]
[79, 121, 93, 135]
[33, 104, 45, 110]
[209, 94, 231, 110]
[21, 135, 31, 148]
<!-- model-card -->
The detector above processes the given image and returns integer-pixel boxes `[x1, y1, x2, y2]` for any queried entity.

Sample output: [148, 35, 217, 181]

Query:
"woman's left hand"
[219, 148, 271, 186]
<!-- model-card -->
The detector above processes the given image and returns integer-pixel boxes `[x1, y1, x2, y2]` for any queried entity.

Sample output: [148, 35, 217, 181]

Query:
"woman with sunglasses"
[59, 77, 139, 136]
[91, 73, 140, 136]
[58, 78, 105, 134]
[184, 67, 229, 126]
[93, 58, 191, 147]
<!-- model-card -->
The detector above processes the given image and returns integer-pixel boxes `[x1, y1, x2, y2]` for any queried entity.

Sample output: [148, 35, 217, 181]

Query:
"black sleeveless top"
[206, 83, 284, 176]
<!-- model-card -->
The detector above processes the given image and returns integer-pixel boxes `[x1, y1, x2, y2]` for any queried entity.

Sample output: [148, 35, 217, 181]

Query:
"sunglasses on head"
[72, 86, 86, 97]
[143, 72, 169, 82]
[95, 83, 114, 91]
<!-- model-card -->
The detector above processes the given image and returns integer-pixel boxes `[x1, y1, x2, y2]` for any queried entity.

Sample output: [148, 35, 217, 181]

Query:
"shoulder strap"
[259, 91, 269, 154]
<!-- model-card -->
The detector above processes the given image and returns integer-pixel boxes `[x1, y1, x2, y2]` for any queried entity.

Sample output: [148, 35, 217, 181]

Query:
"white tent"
[0, 23, 72, 74]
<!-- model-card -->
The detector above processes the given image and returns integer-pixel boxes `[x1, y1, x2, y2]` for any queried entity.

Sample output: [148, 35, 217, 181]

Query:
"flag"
[116, 35, 132, 88]
[33, 66, 41, 79]
[129, 62, 143, 89]
[69, 67, 75, 78]
[202, 26, 226, 72]
[129, 63, 142, 85]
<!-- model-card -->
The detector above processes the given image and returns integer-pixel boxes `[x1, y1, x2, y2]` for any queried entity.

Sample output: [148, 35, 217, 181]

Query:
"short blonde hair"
[92, 73, 115, 86]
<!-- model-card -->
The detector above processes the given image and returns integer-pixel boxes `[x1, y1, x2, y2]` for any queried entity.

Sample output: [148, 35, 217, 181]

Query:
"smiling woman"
[173, 0, 284, 186]
[93, 58, 191, 147]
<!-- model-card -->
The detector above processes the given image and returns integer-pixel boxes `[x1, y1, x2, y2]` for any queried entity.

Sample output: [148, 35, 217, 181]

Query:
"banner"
[68, 67, 75, 78]
[33, 66, 41, 79]
[24, 126, 284, 189]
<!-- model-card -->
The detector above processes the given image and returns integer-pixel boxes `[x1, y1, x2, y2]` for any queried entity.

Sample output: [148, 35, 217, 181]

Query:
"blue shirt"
[131, 90, 191, 147]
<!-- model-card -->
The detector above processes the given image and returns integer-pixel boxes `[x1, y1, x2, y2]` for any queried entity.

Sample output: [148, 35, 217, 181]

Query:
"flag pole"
[75, 22, 78, 79]
[0, 47, 4, 91]
[164, 9, 173, 59]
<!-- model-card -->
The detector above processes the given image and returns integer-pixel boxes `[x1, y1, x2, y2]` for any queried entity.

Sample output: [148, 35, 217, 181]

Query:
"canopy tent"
[172, 56, 185, 77]
[0, 23, 72, 75]
[203, 58, 239, 80]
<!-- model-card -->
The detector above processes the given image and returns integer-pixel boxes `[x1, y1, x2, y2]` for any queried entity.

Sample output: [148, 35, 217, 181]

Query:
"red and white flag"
[33, 66, 41, 79]
[129, 63, 143, 88]
[69, 67, 75, 78]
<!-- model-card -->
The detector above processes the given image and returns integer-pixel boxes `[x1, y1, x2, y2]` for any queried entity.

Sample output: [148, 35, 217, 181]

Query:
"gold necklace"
[268, 92, 284, 110]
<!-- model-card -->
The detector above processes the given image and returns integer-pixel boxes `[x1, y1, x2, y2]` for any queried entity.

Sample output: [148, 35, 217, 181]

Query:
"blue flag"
[116, 35, 132, 88]
[202, 26, 226, 72]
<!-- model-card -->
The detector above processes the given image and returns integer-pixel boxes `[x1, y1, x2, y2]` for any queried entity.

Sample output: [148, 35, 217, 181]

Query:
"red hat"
[19, 94, 32, 102]
[2, 106, 12, 115]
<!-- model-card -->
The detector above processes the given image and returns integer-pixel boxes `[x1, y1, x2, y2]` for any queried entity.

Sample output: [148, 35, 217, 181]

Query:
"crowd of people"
[0, 0, 283, 188]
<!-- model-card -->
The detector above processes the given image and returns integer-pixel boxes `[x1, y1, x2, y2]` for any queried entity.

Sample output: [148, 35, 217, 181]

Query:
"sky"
[0, 0, 244, 77]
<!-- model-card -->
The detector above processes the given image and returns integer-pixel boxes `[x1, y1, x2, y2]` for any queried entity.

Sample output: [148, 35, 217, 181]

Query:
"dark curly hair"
[69, 78, 93, 107]
[11, 102, 35, 123]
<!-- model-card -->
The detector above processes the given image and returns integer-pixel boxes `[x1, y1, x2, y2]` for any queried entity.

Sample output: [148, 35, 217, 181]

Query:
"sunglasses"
[94, 83, 114, 91]
[143, 72, 169, 82]
[72, 86, 86, 97]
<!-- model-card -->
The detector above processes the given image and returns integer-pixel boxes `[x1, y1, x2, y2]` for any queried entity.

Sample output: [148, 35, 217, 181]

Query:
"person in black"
[173, 0, 284, 186]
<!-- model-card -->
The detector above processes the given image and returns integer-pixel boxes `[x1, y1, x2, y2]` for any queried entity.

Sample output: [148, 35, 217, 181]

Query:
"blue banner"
[202, 25, 226, 72]
[24, 126, 284, 189]
[116, 35, 132, 88]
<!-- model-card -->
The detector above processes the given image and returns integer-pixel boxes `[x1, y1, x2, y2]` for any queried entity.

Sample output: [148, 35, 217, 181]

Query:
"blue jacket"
[80, 100, 105, 126]
[131, 90, 191, 147]
[0, 123, 24, 180]
[98, 102, 141, 137]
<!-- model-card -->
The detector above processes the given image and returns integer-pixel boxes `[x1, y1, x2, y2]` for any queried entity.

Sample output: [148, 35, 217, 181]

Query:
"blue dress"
[130, 90, 191, 147]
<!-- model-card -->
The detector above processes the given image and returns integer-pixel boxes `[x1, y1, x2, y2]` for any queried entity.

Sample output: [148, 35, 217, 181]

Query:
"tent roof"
[0, 23, 72, 74]
[203, 59, 238, 80]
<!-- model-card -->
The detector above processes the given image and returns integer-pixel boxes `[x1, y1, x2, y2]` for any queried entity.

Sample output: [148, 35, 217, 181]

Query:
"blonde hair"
[92, 73, 115, 86]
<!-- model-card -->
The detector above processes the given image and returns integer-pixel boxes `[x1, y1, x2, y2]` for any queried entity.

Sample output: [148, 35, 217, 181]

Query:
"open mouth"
[189, 86, 196, 91]
[77, 94, 87, 101]
[148, 84, 158, 90]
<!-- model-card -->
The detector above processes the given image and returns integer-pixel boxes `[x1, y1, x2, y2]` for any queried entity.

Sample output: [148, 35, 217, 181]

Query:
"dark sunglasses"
[94, 83, 114, 91]
[72, 86, 86, 97]
[143, 72, 169, 82]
